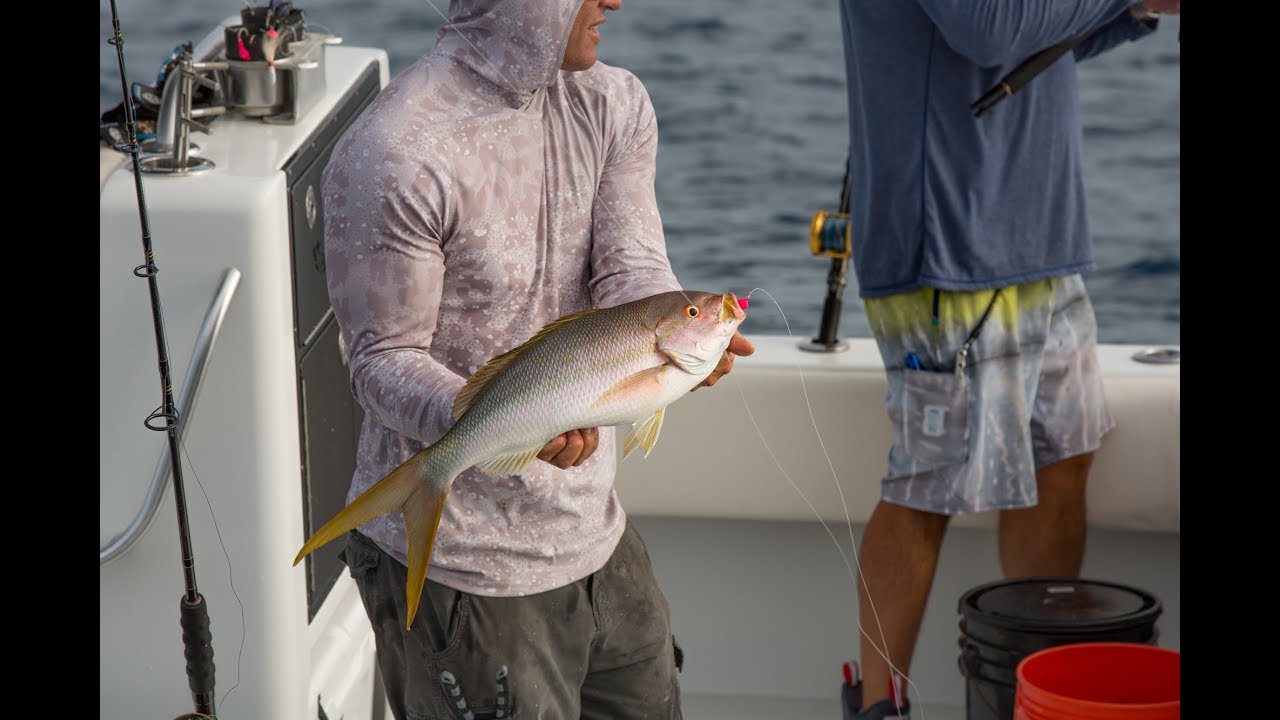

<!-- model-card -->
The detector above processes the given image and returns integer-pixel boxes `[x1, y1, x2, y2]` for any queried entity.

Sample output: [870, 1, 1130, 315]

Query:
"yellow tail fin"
[293, 450, 448, 629]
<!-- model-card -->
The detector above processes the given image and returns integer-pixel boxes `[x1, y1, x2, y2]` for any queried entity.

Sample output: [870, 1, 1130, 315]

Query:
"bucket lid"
[958, 577, 1162, 633]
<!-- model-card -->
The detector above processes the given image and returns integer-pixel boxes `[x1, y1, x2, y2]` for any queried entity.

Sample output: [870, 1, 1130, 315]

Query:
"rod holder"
[139, 52, 224, 175]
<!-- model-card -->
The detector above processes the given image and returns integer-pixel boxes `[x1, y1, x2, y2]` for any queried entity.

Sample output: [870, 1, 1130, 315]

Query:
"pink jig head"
[737, 296, 749, 310]
[263, 28, 281, 67]
[237, 36, 251, 61]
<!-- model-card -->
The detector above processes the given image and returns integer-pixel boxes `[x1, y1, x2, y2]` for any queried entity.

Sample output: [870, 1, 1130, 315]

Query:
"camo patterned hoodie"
[322, 0, 681, 596]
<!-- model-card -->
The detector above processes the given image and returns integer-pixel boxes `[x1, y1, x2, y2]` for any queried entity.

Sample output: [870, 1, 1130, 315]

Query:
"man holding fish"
[297, 1, 753, 718]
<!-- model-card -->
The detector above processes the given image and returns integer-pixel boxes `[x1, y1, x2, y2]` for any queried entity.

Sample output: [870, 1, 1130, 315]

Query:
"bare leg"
[998, 452, 1092, 578]
[857, 500, 949, 709]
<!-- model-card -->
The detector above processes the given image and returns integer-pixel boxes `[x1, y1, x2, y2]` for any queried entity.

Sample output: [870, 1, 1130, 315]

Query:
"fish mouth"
[720, 293, 745, 323]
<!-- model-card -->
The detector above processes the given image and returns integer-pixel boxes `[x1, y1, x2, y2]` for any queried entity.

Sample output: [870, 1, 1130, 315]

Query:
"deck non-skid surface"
[681, 693, 965, 720]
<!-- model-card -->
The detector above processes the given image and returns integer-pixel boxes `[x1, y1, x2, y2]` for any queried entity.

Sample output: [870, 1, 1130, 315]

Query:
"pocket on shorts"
[426, 585, 472, 657]
[341, 531, 380, 578]
[894, 367, 970, 465]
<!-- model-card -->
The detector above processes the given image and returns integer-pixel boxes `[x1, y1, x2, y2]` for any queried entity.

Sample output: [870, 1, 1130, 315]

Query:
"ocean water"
[100, 1, 1180, 346]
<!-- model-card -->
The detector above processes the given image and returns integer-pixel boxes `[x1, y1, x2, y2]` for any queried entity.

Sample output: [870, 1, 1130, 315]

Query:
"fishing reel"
[799, 209, 853, 353]
[809, 210, 852, 260]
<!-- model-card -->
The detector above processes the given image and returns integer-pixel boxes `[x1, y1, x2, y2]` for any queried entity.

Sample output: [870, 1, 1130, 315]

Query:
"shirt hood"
[433, 0, 581, 99]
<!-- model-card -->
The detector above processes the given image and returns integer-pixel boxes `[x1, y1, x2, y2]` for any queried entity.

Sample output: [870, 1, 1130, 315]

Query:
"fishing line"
[735, 287, 929, 718]
[420, 0, 546, 101]
[180, 438, 246, 712]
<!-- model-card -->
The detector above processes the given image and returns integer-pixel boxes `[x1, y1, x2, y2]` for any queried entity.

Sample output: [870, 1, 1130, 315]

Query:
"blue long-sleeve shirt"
[839, 0, 1158, 298]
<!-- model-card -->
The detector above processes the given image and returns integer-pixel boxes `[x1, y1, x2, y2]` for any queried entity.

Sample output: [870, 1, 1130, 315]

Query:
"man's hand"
[1132, 0, 1178, 18]
[538, 427, 600, 469]
[1141, 0, 1179, 13]
[695, 330, 756, 390]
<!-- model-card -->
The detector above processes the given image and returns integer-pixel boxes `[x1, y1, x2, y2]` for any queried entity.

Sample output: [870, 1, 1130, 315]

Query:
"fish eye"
[684, 305, 699, 318]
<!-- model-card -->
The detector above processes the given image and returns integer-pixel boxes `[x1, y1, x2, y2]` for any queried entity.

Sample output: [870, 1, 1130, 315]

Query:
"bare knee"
[1034, 452, 1094, 504]
[864, 500, 950, 548]
[998, 454, 1092, 577]
[1039, 452, 1094, 481]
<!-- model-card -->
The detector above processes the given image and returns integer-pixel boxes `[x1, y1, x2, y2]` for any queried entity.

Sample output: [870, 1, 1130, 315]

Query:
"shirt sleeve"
[914, 0, 1139, 67]
[1071, 8, 1159, 61]
[322, 135, 466, 446]
[588, 71, 683, 309]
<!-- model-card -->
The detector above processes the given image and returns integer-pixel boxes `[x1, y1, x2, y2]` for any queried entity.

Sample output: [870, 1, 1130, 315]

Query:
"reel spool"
[809, 210, 852, 260]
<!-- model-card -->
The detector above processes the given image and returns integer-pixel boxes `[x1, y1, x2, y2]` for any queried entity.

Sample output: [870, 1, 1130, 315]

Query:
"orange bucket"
[1014, 642, 1180, 720]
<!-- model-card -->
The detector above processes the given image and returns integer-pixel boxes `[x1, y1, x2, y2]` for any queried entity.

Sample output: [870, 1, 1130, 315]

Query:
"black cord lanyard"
[934, 288, 1002, 376]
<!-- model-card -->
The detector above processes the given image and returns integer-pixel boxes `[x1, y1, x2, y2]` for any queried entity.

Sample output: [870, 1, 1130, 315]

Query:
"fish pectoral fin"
[622, 407, 666, 460]
[475, 447, 543, 476]
[660, 347, 714, 375]
[588, 365, 669, 414]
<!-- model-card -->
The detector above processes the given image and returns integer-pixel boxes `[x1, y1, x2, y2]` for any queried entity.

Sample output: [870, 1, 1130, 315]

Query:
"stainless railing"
[100, 267, 242, 566]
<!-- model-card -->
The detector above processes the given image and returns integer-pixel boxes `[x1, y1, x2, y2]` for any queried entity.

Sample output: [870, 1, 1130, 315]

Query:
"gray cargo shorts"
[341, 520, 683, 720]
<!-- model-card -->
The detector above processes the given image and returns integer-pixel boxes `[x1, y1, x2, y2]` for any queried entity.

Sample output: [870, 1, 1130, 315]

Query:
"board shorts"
[863, 274, 1115, 515]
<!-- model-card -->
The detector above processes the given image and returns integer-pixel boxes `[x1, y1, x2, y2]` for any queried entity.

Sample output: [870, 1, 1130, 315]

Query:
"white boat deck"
[629, 515, 1178, 720]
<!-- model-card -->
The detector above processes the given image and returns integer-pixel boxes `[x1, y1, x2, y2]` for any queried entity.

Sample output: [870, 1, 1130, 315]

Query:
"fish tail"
[401, 479, 447, 629]
[293, 449, 449, 628]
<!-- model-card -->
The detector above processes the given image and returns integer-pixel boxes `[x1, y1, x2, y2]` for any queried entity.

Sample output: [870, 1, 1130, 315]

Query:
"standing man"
[321, 1, 754, 718]
[836, 1, 1179, 718]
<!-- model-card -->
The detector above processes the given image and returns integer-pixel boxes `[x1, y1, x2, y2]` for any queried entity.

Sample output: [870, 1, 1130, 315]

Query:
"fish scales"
[295, 290, 745, 626]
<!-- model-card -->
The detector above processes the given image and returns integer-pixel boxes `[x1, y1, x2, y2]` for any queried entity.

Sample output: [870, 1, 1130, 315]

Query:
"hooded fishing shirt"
[322, 0, 681, 596]
[838, 0, 1159, 298]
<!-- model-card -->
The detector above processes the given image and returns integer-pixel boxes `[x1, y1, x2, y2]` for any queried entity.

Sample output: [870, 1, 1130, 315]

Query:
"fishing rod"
[972, 8, 1177, 117]
[972, 6, 1172, 117]
[105, 1, 218, 717]
[971, 32, 1090, 117]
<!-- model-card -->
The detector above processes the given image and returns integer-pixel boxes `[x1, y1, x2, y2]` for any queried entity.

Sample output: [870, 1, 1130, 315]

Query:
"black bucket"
[956, 577, 1163, 720]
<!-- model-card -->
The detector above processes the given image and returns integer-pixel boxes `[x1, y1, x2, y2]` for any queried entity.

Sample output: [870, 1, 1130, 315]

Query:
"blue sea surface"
[100, 0, 1180, 346]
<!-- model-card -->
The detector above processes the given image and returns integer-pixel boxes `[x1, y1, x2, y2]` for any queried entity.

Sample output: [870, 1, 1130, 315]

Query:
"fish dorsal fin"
[452, 307, 603, 421]
[622, 407, 666, 460]
[475, 447, 544, 476]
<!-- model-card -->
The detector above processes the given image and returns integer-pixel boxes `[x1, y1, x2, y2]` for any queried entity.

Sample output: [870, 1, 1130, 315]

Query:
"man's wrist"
[1129, 3, 1160, 22]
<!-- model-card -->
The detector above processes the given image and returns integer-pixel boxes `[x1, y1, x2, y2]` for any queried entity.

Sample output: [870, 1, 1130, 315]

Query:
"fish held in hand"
[293, 290, 746, 626]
